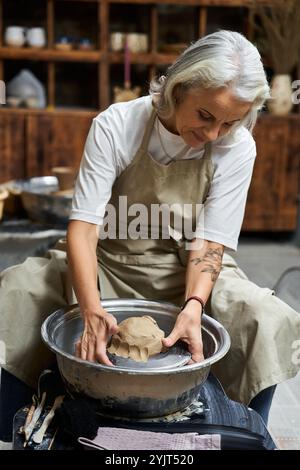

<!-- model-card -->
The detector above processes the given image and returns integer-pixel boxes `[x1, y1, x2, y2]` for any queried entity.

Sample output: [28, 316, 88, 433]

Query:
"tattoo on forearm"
[190, 248, 223, 282]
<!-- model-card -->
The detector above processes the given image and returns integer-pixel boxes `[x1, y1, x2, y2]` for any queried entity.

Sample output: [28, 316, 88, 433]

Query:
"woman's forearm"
[67, 220, 118, 364]
[185, 239, 224, 306]
[66, 220, 102, 315]
[163, 239, 223, 362]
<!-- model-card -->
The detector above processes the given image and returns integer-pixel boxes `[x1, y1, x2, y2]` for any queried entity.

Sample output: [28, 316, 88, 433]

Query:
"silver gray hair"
[150, 30, 270, 132]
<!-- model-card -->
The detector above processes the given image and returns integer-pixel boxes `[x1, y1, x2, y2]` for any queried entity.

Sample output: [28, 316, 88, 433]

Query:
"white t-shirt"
[70, 95, 256, 251]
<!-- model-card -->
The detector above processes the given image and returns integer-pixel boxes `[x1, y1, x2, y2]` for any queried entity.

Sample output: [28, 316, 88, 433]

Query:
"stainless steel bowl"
[12, 176, 72, 225]
[41, 299, 231, 418]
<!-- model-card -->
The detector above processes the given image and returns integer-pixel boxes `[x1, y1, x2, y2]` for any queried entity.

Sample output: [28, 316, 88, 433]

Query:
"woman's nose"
[202, 123, 221, 141]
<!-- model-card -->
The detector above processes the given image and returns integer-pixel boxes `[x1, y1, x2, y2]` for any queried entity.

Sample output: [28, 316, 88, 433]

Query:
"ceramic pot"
[26, 27, 46, 48]
[127, 33, 148, 53]
[5, 26, 26, 47]
[110, 32, 126, 51]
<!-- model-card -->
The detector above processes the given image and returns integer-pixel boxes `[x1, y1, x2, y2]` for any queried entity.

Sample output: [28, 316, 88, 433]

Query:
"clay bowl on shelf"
[77, 38, 95, 50]
[6, 96, 22, 107]
[55, 37, 74, 51]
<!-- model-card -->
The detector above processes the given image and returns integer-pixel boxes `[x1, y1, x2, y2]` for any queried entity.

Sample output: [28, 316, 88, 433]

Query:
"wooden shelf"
[109, 51, 177, 65]
[0, 0, 293, 109]
[0, 106, 98, 116]
[107, 0, 255, 6]
[0, 0, 299, 231]
[56, 0, 274, 4]
[0, 47, 103, 63]
[0, 48, 179, 66]
[0, 0, 263, 109]
[1, 105, 299, 119]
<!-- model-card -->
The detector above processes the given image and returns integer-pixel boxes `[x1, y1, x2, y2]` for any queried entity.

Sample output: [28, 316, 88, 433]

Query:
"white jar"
[127, 33, 148, 53]
[110, 32, 125, 52]
[5, 26, 26, 47]
[26, 27, 46, 48]
[138, 34, 148, 53]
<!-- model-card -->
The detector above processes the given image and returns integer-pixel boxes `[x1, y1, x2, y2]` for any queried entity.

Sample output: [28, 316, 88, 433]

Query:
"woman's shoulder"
[93, 95, 153, 130]
[211, 126, 256, 171]
[214, 126, 256, 154]
[210, 126, 256, 177]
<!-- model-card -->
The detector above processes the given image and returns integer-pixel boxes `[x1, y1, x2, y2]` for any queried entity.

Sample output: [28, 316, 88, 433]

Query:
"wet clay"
[108, 316, 165, 362]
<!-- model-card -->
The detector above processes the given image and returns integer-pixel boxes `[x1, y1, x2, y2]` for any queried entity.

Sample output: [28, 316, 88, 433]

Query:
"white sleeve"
[197, 132, 256, 251]
[69, 117, 118, 225]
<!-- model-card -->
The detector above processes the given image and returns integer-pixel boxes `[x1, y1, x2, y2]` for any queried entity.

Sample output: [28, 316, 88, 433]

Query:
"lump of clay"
[108, 316, 165, 362]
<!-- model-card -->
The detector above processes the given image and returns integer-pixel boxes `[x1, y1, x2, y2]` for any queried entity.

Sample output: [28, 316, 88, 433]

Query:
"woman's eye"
[198, 112, 211, 120]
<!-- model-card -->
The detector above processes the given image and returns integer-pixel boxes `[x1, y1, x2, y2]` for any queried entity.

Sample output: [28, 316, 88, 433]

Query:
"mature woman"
[1, 31, 300, 440]
[66, 30, 300, 418]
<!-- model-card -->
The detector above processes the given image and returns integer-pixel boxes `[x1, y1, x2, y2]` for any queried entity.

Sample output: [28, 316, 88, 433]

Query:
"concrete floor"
[1, 235, 300, 450]
[233, 237, 300, 450]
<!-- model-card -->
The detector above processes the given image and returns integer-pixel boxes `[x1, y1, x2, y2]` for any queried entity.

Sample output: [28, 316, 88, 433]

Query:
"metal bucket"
[11, 176, 72, 225]
[41, 299, 231, 418]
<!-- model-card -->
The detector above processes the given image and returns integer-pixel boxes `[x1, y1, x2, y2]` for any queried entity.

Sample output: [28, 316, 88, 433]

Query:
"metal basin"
[41, 299, 230, 418]
[11, 176, 72, 225]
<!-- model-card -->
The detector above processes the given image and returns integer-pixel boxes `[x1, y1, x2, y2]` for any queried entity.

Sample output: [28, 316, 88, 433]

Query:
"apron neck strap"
[139, 107, 157, 152]
[203, 142, 212, 160]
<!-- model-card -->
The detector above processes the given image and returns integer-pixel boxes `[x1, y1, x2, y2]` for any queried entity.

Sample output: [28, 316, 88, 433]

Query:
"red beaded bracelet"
[181, 296, 205, 314]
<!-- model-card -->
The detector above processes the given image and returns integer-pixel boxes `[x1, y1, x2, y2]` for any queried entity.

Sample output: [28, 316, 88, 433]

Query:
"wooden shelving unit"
[0, 0, 299, 232]
[0, 0, 260, 110]
[0, 46, 103, 62]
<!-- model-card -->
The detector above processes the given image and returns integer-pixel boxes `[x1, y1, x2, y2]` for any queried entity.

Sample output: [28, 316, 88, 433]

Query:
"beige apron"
[1, 109, 300, 404]
[97, 109, 214, 305]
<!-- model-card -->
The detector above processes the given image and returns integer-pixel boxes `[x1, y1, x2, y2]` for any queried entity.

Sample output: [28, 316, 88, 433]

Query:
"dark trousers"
[0, 369, 35, 442]
[249, 385, 277, 424]
[0, 369, 276, 442]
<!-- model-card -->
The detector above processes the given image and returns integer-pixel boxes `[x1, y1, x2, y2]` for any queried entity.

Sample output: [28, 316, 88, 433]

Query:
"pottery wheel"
[107, 341, 191, 370]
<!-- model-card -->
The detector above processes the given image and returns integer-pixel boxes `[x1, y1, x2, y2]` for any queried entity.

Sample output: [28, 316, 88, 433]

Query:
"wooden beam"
[0, 0, 3, 48]
[99, 0, 109, 109]
[48, 62, 55, 109]
[0, 47, 102, 62]
[150, 4, 158, 53]
[198, 6, 207, 37]
[47, 0, 54, 48]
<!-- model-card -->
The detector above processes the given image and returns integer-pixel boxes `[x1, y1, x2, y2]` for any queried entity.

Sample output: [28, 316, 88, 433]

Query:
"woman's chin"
[190, 138, 205, 149]
[190, 132, 206, 148]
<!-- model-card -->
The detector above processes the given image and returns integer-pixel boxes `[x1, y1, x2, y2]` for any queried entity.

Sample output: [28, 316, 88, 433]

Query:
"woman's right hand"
[75, 308, 119, 366]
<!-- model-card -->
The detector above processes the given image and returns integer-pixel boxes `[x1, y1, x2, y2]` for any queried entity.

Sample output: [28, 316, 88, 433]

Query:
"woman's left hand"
[161, 302, 204, 363]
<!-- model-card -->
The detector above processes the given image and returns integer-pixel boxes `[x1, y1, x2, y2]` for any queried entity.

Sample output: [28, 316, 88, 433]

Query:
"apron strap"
[139, 107, 157, 152]
[203, 142, 212, 161]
